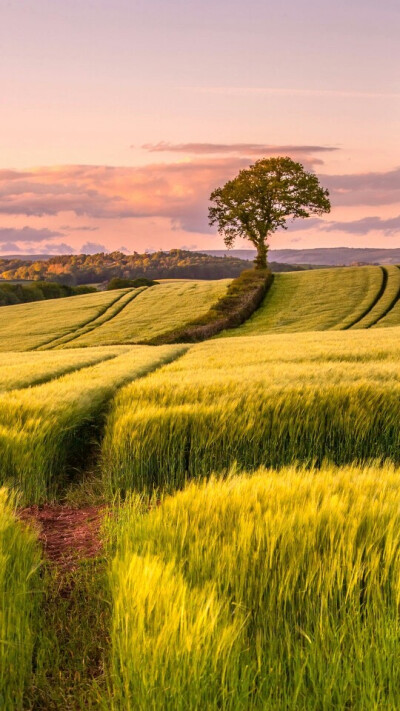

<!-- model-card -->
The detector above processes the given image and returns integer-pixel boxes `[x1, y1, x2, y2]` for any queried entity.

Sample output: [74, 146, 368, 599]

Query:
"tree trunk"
[254, 241, 268, 270]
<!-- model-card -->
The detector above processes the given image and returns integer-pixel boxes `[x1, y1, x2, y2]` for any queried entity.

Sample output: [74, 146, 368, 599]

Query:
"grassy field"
[0, 347, 128, 392]
[220, 265, 400, 335]
[38, 287, 147, 349]
[351, 265, 400, 328]
[0, 489, 42, 710]
[2, 266, 400, 708]
[101, 327, 400, 492]
[0, 345, 185, 503]
[0, 280, 231, 351]
[0, 288, 130, 351]
[105, 465, 400, 710]
[64, 280, 231, 347]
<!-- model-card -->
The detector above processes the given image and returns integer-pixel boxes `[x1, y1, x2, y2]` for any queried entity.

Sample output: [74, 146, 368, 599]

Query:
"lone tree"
[209, 156, 331, 269]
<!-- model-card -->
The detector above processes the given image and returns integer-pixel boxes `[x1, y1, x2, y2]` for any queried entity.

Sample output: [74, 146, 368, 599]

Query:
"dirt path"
[20, 505, 105, 570]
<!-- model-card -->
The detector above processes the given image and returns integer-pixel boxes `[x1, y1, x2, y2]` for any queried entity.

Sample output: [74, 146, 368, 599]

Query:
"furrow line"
[50, 287, 148, 349]
[367, 265, 400, 328]
[342, 266, 387, 330]
[31, 290, 130, 351]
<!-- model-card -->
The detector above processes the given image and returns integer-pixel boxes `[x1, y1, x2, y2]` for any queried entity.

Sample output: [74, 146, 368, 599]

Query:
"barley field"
[106, 465, 400, 710]
[221, 265, 400, 335]
[1, 267, 400, 709]
[101, 328, 400, 492]
[0, 345, 185, 502]
[64, 279, 231, 347]
[0, 489, 42, 711]
[0, 288, 130, 351]
[0, 346, 129, 391]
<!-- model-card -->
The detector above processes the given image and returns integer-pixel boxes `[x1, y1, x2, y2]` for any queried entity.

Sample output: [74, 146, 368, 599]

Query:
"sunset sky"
[1, 0, 400, 255]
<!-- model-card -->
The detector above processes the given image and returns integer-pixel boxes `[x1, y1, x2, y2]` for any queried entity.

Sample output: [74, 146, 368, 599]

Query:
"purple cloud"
[142, 142, 338, 156]
[321, 215, 400, 235]
[0, 226, 63, 243]
[80, 241, 107, 254]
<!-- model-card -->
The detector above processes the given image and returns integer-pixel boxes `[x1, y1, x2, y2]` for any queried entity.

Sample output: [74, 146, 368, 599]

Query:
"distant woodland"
[0, 250, 304, 285]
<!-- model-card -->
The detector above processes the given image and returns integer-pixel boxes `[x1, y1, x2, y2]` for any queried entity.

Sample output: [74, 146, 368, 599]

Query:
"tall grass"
[0, 488, 42, 710]
[0, 346, 128, 392]
[0, 345, 185, 503]
[106, 465, 400, 710]
[101, 329, 400, 493]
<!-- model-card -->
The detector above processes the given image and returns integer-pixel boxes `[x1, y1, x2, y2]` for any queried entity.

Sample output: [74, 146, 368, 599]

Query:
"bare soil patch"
[19, 505, 105, 570]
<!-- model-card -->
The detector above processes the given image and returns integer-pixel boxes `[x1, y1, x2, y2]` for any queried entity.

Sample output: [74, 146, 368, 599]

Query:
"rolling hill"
[221, 265, 400, 336]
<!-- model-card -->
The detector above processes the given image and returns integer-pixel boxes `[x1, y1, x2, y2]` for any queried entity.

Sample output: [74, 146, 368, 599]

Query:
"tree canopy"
[209, 157, 331, 269]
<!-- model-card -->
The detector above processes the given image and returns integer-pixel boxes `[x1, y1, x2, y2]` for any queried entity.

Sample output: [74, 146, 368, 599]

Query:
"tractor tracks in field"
[343, 266, 400, 330]
[366, 265, 400, 328]
[342, 266, 387, 330]
[34, 287, 147, 351]
[20, 504, 105, 571]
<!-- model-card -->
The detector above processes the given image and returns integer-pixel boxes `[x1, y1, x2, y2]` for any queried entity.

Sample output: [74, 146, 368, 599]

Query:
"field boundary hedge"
[143, 269, 273, 344]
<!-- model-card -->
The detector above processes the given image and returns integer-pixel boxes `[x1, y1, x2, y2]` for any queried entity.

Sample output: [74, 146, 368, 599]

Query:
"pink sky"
[1, 0, 399, 255]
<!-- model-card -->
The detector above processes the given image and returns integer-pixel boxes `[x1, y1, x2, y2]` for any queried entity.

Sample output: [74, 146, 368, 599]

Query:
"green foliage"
[0, 250, 253, 285]
[209, 157, 331, 268]
[0, 489, 42, 710]
[106, 465, 400, 709]
[0, 280, 96, 307]
[28, 560, 110, 710]
[106, 277, 159, 290]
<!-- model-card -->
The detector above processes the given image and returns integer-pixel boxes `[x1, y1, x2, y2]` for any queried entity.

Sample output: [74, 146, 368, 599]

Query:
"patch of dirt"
[19, 505, 105, 570]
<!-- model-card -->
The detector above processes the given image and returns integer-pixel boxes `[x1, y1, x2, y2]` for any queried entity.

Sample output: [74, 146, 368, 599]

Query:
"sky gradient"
[1, 0, 400, 255]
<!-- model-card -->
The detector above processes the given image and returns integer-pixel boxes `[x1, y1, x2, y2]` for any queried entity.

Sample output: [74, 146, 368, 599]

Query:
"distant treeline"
[0, 281, 95, 307]
[0, 250, 304, 285]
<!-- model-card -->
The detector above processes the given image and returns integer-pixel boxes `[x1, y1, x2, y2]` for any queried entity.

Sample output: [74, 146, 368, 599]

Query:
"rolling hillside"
[0, 280, 230, 351]
[221, 265, 400, 336]
[4, 267, 400, 708]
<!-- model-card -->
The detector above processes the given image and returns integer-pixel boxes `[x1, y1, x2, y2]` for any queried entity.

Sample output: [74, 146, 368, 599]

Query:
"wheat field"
[106, 464, 400, 709]
[2, 268, 400, 708]
[0, 345, 186, 502]
[0, 489, 42, 711]
[101, 327, 400, 492]
[220, 265, 400, 335]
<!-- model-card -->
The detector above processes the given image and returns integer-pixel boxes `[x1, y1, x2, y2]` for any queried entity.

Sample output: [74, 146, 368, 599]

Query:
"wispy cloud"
[60, 224, 99, 232]
[1, 160, 400, 237]
[321, 215, 400, 235]
[0, 226, 63, 243]
[80, 241, 107, 254]
[189, 87, 400, 100]
[142, 142, 337, 156]
[323, 168, 400, 206]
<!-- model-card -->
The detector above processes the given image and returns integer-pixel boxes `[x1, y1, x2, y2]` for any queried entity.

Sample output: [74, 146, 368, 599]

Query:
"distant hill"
[0, 250, 304, 285]
[205, 248, 400, 266]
